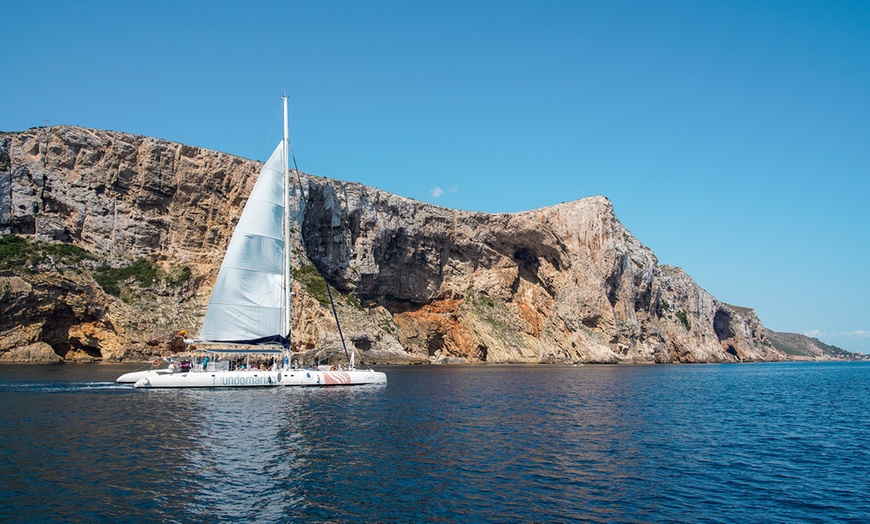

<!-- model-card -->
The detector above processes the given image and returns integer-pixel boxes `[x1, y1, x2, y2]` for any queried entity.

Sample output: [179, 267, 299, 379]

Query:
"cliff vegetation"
[0, 127, 861, 363]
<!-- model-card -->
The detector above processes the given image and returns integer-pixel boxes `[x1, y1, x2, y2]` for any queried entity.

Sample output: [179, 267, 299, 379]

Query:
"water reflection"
[2, 363, 868, 522]
[149, 388, 303, 522]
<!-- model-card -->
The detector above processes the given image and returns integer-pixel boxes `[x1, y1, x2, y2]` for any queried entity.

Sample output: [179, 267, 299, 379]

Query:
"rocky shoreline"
[1, 127, 862, 364]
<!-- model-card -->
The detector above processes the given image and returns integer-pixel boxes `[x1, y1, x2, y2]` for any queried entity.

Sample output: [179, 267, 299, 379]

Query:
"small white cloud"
[430, 186, 444, 198]
[803, 330, 823, 338]
[449, 185, 459, 193]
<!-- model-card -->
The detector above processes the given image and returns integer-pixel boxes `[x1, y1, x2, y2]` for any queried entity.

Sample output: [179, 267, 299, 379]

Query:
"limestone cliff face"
[301, 179, 781, 363]
[0, 126, 786, 363]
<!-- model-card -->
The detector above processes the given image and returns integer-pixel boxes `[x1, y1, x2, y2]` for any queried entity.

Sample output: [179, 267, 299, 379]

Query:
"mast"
[282, 95, 292, 346]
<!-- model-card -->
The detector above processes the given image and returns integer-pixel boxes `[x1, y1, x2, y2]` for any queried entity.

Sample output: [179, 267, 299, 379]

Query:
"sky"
[3, 0, 869, 353]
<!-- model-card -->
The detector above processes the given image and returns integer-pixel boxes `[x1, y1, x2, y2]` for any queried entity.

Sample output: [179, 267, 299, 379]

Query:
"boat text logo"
[217, 375, 276, 386]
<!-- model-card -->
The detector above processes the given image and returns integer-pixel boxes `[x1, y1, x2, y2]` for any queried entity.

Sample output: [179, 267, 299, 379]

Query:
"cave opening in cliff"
[513, 248, 540, 282]
[725, 345, 740, 359]
[427, 332, 444, 357]
[604, 256, 625, 307]
[475, 344, 488, 362]
[10, 215, 35, 235]
[36, 305, 103, 360]
[511, 247, 559, 298]
[40, 333, 102, 361]
[714, 309, 735, 342]
[351, 336, 372, 351]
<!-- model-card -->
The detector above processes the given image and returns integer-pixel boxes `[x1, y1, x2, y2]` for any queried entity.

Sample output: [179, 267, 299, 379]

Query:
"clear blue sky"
[3, 1, 869, 353]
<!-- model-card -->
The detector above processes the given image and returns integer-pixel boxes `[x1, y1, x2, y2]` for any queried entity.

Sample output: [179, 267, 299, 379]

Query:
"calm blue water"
[1, 362, 868, 523]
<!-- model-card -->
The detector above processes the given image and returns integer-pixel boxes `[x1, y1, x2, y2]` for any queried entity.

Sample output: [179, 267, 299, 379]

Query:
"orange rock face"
[0, 127, 795, 363]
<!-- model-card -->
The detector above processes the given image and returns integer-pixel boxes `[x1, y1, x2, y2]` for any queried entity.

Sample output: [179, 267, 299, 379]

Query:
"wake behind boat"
[117, 97, 385, 389]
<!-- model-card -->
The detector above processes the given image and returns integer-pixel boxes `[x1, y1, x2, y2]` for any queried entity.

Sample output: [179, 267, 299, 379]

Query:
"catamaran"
[117, 97, 386, 388]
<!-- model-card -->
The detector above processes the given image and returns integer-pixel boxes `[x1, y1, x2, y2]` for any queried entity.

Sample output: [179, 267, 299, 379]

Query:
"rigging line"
[325, 278, 351, 363]
[290, 146, 305, 200]
[286, 124, 351, 362]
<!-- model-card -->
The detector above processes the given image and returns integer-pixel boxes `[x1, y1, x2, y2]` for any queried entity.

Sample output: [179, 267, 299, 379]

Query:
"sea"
[1, 361, 868, 523]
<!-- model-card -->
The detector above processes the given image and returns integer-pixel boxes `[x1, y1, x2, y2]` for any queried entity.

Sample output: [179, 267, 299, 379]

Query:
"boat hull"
[132, 369, 386, 388]
[116, 369, 176, 383]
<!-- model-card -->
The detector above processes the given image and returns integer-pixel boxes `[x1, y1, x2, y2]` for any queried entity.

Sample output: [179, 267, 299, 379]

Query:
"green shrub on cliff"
[93, 259, 192, 297]
[291, 264, 361, 309]
[94, 258, 160, 296]
[293, 264, 330, 306]
[167, 266, 192, 287]
[0, 234, 95, 271]
[676, 309, 691, 331]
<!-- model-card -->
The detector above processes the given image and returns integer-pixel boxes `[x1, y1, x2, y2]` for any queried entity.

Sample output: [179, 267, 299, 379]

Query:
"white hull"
[116, 369, 176, 383]
[132, 368, 386, 388]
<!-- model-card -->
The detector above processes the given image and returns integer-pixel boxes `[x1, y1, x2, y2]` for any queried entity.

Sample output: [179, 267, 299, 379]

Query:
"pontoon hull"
[132, 369, 386, 388]
[116, 369, 176, 383]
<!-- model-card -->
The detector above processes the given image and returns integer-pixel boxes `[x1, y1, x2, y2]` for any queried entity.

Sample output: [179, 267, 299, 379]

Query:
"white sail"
[119, 97, 386, 388]
[198, 141, 288, 345]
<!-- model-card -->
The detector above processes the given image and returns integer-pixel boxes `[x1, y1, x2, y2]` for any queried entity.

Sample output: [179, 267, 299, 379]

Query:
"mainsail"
[198, 140, 289, 346]
[119, 97, 388, 388]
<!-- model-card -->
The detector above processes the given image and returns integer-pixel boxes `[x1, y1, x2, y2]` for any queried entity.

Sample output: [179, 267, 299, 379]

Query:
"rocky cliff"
[0, 126, 845, 363]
